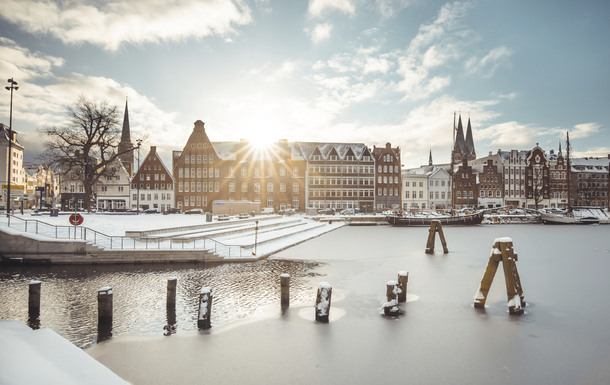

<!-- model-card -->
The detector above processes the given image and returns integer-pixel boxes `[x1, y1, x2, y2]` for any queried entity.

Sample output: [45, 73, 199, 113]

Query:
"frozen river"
[3, 223, 610, 384]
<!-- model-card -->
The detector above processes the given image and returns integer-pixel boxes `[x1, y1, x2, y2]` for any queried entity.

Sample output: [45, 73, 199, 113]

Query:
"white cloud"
[476, 121, 540, 149]
[0, 38, 64, 80]
[308, 0, 355, 18]
[0, 0, 252, 51]
[363, 56, 390, 74]
[569, 123, 600, 139]
[395, 2, 472, 101]
[248, 60, 300, 81]
[307, 23, 333, 43]
[572, 147, 610, 158]
[464, 46, 512, 77]
[375, 0, 417, 19]
[498, 92, 517, 100]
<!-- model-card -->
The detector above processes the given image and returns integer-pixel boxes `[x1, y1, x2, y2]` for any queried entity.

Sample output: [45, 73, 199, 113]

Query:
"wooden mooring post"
[383, 281, 400, 316]
[315, 282, 332, 322]
[397, 271, 408, 302]
[425, 220, 448, 254]
[167, 277, 177, 309]
[198, 287, 213, 329]
[473, 237, 525, 314]
[28, 280, 41, 316]
[280, 274, 290, 308]
[97, 287, 113, 325]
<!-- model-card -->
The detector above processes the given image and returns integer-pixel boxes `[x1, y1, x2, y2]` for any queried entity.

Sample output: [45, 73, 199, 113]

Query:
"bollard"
[473, 237, 525, 314]
[315, 282, 332, 323]
[28, 281, 41, 316]
[383, 280, 400, 316]
[167, 277, 177, 309]
[397, 271, 409, 302]
[280, 274, 290, 308]
[198, 287, 213, 329]
[97, 287, 113, 324]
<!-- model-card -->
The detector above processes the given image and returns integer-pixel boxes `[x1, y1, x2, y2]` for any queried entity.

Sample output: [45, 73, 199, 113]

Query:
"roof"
[571, 157, 610, 173]
[295, 142, 370, 160]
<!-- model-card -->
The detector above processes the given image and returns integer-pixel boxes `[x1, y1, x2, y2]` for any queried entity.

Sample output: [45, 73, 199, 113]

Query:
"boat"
[540, 212, 599, 225]
[387, 211, 484, 226]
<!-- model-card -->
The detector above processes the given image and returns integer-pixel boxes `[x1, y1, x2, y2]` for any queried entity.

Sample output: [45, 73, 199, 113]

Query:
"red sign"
[69, 213, 84, 225]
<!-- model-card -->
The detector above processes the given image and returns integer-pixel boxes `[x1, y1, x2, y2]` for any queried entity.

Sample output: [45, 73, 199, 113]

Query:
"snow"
[280, 274, 290, 278]
[318, 282, 332, 290]
[494, 237, 513, 243]
[29, 280, 41, 285]
[168, 277, 177, 281]
[386, 280, 398, 285]
[0, 320, 127, 384]
[200, 287, 212, 294]
[474, 291, 485, 300]
[398, 271, 408, 277]
[99, 287, 112, 292]
[507, 294, 522, 310]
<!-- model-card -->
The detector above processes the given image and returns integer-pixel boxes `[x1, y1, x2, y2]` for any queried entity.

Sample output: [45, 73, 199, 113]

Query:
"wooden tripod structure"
[425, 220, 448, 254]
[474, 238, 525, 314]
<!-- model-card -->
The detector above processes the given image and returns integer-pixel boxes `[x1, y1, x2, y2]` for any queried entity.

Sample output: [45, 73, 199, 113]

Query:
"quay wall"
[0, 227, 223, 264]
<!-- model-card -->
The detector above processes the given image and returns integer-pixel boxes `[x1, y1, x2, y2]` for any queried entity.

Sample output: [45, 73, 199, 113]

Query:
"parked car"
[318, 208, 335, 216]
[340, 208, 354, 215]
[261, 207, 274, 214]
[164, 208, 181, 214]
[184, 208, 204, 215]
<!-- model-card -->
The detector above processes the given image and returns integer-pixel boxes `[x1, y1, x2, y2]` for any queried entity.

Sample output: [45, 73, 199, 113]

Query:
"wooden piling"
[97, 287, 113, 323]
[28, 281, 41, 316]
[315, 282, 332, 323]
[197, 287, 213, 329]
[397, 271, 409, 302]
[383, 281, 400, 316]
[167, 277, 177, 309]
[425, 220, 448, 254]
[473, 237, 525, 314]
[280, 274, 290, 308]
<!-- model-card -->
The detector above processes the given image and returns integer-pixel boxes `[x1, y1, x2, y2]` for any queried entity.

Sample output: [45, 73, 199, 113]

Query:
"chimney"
[151, 146, 156, 153]
[194, 120, 205, 131]
[386, 142, 391, 149]
[489, 151, 492, 156]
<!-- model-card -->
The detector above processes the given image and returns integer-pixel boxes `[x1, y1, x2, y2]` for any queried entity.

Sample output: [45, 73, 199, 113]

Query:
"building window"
[215, 182, 219, 192]
[242, 182, 248, 192]
[293, 197, 299, 209]
[280, 167, 286, 176]
[267, 197, 273, 207]
[267, 182, 274, 192]
[280, 182, 286, 192]
[254, 183, 261, 193]
[229, 182, 235, 193]
[292, 182, 299, 193]
[293, 167, 299, 176]
[255, 168, 260, 177]
[241, 167, 247, 177]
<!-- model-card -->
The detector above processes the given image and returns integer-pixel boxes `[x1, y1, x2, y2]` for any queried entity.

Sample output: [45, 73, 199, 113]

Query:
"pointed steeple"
[121, 98, 131, 143]
[454, 115, 465, 153]
[465, 117, 476, 160]
[118, 97, 134, 176]
[429, 150, 433, 166]
[557, 141, 563, 161]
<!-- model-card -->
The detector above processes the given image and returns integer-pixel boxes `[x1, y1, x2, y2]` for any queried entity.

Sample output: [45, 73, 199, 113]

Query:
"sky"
[1, 0, 609, 169]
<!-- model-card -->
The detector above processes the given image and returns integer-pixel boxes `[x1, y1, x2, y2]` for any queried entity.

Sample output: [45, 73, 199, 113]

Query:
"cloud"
[363, 56, 391, 74]
[395, 2, 472, 101]
[464, 46, 512, 78]
[308, 0, 355, 18]
[375, 0, 417, 19]
[248, 60, 300, 81]
[0, 38, 64, 80]
[307, 23, 333, 43]
[476, 121, 541, 149]
[0, 0, 252, 51]
[572, 147, 610, 158]
[569, 123, 600, 139]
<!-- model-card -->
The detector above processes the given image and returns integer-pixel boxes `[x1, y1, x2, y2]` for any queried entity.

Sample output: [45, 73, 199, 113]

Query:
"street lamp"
[5, 78, 18, 217]
[253, 220, 259, 256]
[136, 139, 142, 215]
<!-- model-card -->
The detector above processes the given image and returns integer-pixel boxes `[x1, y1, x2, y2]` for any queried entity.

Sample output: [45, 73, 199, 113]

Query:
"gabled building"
[133, 146, 174, 212]
[372, 142, 401, 210]
[525, 145, 550, 209]
[547, 145, 569, 209]
[296, 142, 375, 213]
[96, 158, 131, 211]
[401, 166, 430, 211]
[453, 158, 478, 208]
[428, 166, 452, 209]
[497, 150, 528, 208]
[571, 156, 609, 208]
[0, 124, 25, 211]
[173, 121, 306, 213]
[477, 159, 503, 208]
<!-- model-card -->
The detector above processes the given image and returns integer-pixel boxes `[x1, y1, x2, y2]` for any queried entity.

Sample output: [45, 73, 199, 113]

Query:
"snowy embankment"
[0, 212, 345, 259]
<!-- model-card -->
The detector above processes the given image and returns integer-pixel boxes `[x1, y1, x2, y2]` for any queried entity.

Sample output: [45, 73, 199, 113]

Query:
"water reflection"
[0, 260, 323, 348]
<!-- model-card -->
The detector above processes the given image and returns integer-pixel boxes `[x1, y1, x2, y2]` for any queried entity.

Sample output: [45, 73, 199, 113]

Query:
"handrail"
[3, 215, 247, 257]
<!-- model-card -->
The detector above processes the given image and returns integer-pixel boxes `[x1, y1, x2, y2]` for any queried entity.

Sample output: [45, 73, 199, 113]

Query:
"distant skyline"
[1, 0, 609, 169]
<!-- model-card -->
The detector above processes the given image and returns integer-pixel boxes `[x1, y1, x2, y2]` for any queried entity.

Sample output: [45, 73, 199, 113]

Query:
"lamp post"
[253, 220, 259, 256]
[5, 78, 18, 217]
[136, 139, 142, 215]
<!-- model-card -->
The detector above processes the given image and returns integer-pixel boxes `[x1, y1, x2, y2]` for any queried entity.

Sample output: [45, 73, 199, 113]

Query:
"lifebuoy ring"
[505, 208, 509, 214]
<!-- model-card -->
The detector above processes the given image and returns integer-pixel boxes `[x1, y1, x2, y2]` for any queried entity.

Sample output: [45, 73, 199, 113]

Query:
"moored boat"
[387, 211, 484, 226]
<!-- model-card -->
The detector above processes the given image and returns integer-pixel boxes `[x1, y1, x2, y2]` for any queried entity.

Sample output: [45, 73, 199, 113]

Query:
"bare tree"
[38, 95, 141, 212]
[528, 166, 547, 210]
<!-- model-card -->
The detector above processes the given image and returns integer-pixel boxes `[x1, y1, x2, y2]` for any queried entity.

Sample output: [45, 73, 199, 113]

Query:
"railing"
[2, 216, 247, 258]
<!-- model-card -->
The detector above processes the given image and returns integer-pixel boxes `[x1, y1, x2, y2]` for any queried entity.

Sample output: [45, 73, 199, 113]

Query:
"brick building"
[172, 121, 306, 212]
[478, 159, 503, 208]
[372, 142, 401, 210]
[453, 158, 478, 208]
[548, 145, 569, 209]
[571, 156, 609, 208]
[525, 145, 550, 209]
[132, 146, 174, 212]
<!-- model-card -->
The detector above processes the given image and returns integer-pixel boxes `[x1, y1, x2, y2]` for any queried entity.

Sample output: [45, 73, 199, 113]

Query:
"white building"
[96, 158, 132, 211]
[0, 124, 25, 211]
[401, 166, 430, 211]
[428, 167, 452, 209]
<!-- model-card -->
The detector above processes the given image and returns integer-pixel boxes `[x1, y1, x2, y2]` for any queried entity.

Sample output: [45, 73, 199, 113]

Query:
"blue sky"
[1, 0, 609, 168]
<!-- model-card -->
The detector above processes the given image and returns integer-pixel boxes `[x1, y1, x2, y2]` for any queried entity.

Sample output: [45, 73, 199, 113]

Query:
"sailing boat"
[540, 132, 599, 224]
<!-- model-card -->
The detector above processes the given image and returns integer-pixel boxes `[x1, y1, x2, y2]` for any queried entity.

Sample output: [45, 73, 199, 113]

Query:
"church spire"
[429, 150, 433, 166]
[118, 97, 134, 176]
[465, 117, 476, 160]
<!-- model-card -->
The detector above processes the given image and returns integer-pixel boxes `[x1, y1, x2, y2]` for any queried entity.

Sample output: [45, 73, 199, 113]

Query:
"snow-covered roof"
[210, 141, 305, 162]
[295, 142, 370, 160]
[571, 157, 610, 173]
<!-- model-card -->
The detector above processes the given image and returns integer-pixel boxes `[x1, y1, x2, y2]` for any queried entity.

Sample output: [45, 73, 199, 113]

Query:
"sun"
[247, 130, 276, 148]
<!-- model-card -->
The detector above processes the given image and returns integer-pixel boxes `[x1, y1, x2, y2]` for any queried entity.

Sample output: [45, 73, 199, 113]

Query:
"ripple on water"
[0, 260, 324, 349]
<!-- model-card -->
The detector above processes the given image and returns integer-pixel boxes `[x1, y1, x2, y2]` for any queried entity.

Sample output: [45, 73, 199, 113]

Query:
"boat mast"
[566, 132, 571, 213]
[450, 112, 456, 211]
